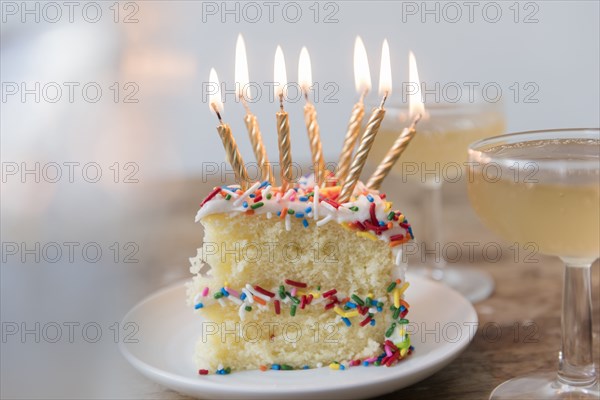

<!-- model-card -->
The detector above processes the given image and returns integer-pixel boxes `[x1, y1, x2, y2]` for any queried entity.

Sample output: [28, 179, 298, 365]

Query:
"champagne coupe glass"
[368, 100, 505, 302]
[468, 128, 599, 399]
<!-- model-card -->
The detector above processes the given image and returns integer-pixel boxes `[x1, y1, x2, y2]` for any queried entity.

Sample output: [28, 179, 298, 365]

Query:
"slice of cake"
[186, 174, 414, 374]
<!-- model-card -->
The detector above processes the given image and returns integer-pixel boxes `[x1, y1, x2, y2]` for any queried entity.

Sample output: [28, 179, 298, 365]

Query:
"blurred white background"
[2, 1, 599, 182]
[1, 1, 599, 398]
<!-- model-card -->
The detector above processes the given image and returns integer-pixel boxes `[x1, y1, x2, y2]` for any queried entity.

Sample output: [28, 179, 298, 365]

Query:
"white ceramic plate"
[120, 273, 478, 399]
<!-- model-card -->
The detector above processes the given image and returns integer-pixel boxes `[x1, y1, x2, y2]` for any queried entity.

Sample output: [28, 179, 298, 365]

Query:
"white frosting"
[195, 175, 413, 277]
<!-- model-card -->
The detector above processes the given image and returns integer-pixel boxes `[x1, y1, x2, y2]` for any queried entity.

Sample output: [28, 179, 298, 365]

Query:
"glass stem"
[558, 260, 597, 386]
[423, 182, 446, 281]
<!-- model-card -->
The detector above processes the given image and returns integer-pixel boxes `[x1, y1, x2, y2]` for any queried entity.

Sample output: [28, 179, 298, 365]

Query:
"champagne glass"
[368, 100, 505, 302]
[468, 128, 599, 399]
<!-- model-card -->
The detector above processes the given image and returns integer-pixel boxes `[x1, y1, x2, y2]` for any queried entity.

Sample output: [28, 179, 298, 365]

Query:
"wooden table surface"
[129, 176, 600, 400]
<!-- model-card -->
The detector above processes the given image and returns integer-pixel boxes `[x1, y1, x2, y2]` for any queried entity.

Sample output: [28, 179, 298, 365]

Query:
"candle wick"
[279, 93, 284, 111]
[412, 113, 422, 126]
[407, 113, 422, 133]
[359, 90, 367, 103]
[303, 90, 310, 104]
[379, 91, 388, 108]
[211, 103, 223, 123]
[240, 95, 251, 114]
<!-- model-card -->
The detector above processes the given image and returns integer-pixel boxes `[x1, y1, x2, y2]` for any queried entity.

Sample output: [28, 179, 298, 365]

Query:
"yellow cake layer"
[198, 213, 395, 296]
[192, 305, 390, 370]
[187, 205, 409, 372]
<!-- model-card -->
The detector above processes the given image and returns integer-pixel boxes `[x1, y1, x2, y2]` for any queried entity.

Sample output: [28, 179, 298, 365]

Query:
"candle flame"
[235, 34, 249, 99]
[378, 39, 392, 97]
[353, 36, 371, 94]
[408, 51, 425, 117]
[298, 46, 312, 94]
[208, 67, 223, 113]
[274, 45, 288, 100]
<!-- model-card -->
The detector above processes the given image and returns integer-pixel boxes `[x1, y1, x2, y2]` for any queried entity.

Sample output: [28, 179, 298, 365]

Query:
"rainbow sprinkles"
[195, 174, 414, 250]
[192, 276, 414, 375]
[189, 173, 415, 375]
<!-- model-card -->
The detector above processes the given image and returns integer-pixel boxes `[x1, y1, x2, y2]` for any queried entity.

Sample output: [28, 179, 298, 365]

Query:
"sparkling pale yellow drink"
[369, 103, 505, 183]
[468, 139, 600, 259]
[469, 130, 599, 399]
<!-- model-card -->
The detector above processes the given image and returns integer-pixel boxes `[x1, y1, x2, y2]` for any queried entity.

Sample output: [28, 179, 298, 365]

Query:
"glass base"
[490, 373, 600, 399]
[413, 265, 495, 303]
